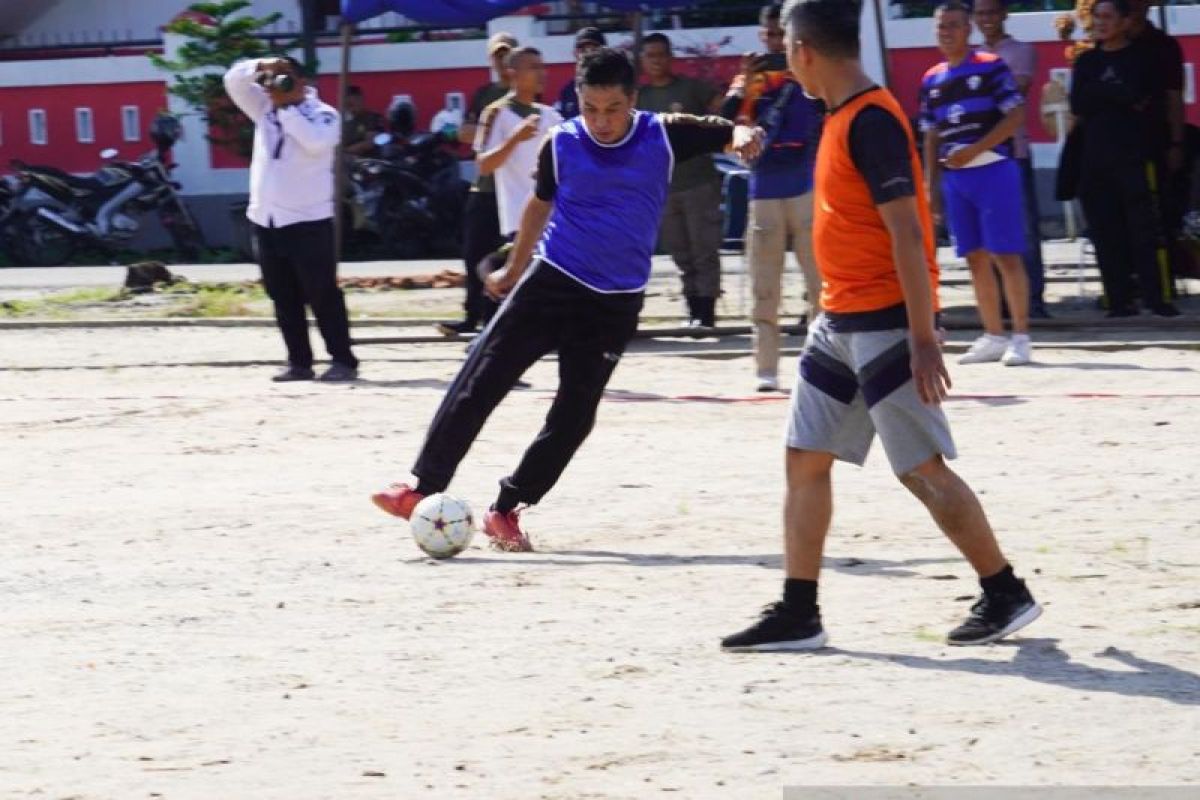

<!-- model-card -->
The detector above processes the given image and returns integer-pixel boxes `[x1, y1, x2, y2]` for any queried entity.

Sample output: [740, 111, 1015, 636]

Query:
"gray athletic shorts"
[786, 315, 957, 475]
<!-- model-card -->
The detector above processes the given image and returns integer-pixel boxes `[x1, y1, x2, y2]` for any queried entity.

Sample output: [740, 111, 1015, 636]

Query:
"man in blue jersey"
[920, 1, 1032, 367]
[372, 49, 763, 551]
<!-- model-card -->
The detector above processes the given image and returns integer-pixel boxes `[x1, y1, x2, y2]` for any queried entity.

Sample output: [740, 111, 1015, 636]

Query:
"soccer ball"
[410, 493, 475, 559]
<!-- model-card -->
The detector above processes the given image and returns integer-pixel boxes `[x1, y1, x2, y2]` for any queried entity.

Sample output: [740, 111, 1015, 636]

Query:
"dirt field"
[2, 326, 1198, 799]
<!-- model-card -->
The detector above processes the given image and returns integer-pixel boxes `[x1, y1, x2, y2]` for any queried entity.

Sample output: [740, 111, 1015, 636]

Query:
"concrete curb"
[2, 315, 1197, 333]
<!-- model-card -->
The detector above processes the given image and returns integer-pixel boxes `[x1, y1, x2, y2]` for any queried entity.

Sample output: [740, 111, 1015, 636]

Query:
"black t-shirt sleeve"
[848, 106, 917, 206]
[661, 113, 734, 161]
[534, 137, 557, 201]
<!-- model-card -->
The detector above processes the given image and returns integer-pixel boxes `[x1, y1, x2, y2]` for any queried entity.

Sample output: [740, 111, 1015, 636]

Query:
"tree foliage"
[148, 1, 290, 159]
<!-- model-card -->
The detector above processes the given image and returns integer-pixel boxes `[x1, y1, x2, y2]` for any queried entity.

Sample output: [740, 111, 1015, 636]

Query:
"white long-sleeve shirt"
[223, 59, 340, 227]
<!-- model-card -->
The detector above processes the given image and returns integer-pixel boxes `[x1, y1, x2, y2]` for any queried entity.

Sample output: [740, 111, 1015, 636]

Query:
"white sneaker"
[958, 334, 1009, 365]
[756, 374, 780, 392]
[1002, 335, 1032, 366]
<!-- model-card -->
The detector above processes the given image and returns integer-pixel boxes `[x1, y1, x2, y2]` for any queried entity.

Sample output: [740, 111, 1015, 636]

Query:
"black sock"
[980, 563, 1022, 596]
[783, 578, 818, 615]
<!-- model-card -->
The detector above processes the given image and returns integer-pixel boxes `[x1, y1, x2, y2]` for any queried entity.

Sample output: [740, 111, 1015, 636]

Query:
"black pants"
[254, 219, 357, 369]
[1017, 157, 1046, 307]
[461, 191, 504, 325]
[413, 262, 643, 506]
[1079, 161, 1170, 310]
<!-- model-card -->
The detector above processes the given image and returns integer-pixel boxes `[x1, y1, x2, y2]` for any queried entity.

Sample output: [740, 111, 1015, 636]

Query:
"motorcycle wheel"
[10, 214, 75, 267]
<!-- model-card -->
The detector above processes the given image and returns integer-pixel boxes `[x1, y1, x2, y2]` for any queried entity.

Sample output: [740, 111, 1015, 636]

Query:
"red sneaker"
[371, 483, 424, 520]
[482, 508, 533, 552]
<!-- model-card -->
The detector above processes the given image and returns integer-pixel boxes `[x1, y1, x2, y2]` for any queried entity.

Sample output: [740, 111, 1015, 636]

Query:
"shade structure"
[341, 0, 702, 27]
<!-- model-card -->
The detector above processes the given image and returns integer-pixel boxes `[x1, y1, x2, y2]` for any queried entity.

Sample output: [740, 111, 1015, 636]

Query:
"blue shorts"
[941, 158, 1027, 257]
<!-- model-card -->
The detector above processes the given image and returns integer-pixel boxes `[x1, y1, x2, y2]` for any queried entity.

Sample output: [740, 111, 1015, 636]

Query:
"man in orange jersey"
[722, 0, 1040, 652]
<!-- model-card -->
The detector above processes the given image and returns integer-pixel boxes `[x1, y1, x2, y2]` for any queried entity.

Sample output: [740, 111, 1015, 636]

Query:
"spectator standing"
[974, 0, 1049, 319]
[920, 2, 1032, 366]
[637, 32, 725, 328]
[1070, 0, 1178, 317]
[476, 48, 563, 240]
[223, 57, 358, 382]
[440, 32, 519, 336]
[1130, 0, 1186, 305]
[341, 85, 385, 157]
[720, 2, 824, 392]
[555, 27, 607, 120]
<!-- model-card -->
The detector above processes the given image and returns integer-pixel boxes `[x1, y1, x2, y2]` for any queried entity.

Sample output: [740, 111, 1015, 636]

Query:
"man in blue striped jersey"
[920, 1, 1032, 367]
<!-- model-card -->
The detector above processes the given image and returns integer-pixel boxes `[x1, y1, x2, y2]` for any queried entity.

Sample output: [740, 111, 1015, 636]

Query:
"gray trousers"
[659, 179, 724, 299]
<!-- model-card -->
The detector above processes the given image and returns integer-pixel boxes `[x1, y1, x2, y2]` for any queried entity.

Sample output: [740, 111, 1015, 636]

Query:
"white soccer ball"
[410, 493, 475, 559]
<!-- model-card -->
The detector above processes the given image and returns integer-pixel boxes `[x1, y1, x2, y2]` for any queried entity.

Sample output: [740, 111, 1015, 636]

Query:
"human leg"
[747, 198, 787, 384]
[680, 179, 725, 325]
[284, 219, 358, 369]
[1018, 157, 1048, 314]
[659, 190, 698, 319]
[410, 266, 559, 493]
[254, 223, 314, 371]
[787, 191, 822, 320]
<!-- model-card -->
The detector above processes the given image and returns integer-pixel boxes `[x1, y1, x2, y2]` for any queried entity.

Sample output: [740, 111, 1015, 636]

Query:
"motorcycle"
[348, 130, 468, 258]
[4, 146, 204, 267]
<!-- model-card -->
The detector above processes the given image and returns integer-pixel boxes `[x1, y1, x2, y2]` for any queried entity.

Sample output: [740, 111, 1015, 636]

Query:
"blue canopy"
[341, 0, 689, 26]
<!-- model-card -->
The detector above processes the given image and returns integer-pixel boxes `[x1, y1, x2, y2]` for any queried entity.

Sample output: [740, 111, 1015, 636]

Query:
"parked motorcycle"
[348, 130, 468, 258]
[2, 115, 204, 267]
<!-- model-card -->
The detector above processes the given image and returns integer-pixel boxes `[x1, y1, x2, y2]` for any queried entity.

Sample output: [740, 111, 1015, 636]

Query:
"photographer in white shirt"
[224, 56, 359, 382]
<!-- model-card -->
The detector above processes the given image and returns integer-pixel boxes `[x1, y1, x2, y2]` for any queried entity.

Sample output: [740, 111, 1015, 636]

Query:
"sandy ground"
[2, 326, 1199, 799]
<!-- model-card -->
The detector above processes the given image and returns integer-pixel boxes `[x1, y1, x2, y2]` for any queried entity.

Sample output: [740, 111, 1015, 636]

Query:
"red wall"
[0, 82, 167, 172]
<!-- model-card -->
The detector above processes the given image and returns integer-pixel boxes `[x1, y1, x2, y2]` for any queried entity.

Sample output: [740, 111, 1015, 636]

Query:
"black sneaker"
[318, 362, 359, 382]
[1105, 305, 1139, 319]
[271, 366, 315, 382]
[947, 583, 1042, 646]
[721, 602, 828, 652]
[1150, 302, 1182, 318]
[436, 319, 477, 337]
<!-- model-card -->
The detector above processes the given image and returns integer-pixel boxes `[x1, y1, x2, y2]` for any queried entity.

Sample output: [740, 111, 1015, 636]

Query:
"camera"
[255, 72, 296, 92]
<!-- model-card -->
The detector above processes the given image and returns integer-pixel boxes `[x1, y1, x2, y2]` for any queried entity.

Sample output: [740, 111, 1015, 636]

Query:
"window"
[29, 109, 47, 145]
[75, 107, 94, 143]
[122, 106, 140, 142]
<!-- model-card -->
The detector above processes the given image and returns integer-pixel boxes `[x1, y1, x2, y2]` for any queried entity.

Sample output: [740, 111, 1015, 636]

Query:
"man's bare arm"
[877, 196, 950, 405]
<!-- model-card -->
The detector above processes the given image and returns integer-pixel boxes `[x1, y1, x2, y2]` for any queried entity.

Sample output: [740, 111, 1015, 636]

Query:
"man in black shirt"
[1071, 0, 1178, 316]
[1130, 0, 1187, 299]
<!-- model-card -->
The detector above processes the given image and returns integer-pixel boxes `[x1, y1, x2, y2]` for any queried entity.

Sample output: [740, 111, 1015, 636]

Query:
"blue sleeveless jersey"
[537, 111, 673, 293]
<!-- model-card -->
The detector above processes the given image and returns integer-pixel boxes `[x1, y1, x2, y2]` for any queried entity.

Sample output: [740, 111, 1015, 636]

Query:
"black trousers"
[254, 219, 357, 369]
[1079, 161, 1170, 310]
[413, 262, 643, 506]
[461, 191, 504, 325]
